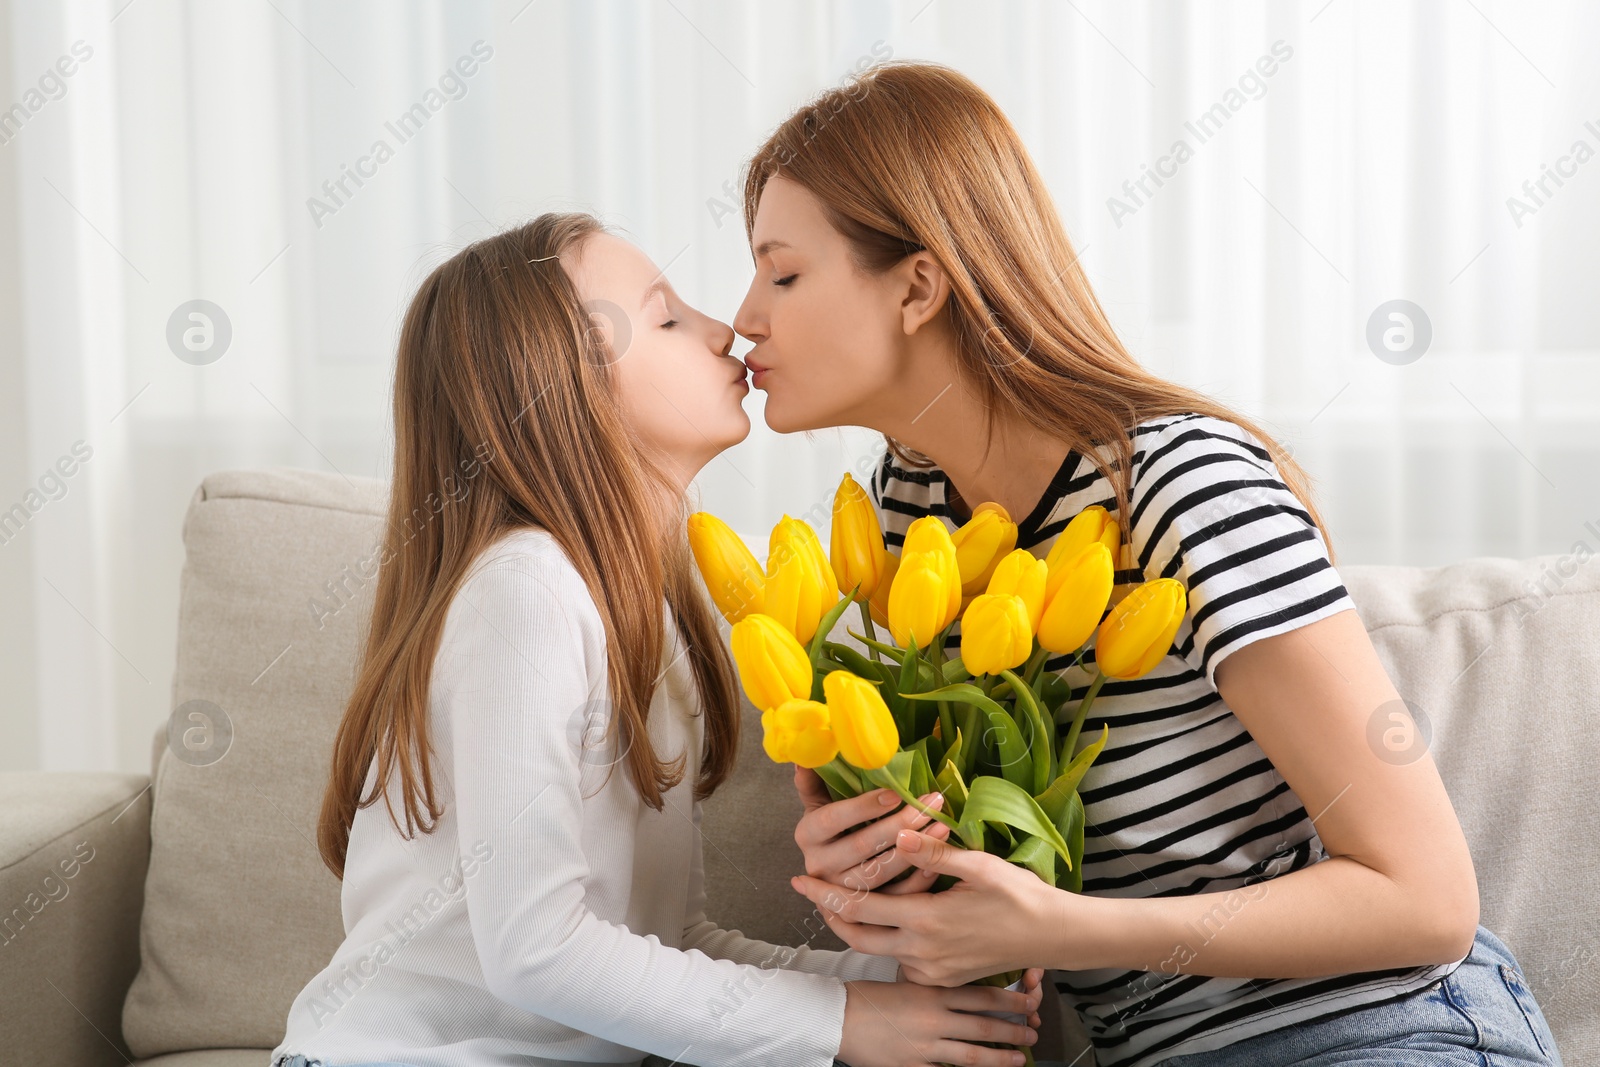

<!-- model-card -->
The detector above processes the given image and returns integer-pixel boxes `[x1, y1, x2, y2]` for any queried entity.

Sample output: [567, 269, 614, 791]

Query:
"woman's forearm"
[1057, 856, 1478, 979]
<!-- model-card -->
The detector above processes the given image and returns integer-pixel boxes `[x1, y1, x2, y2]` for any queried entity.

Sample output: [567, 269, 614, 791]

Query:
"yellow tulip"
[761, 699, 838, 768]
[824, 670, 899, 770]
[1044, 506, 1120, 600]
[868, 550, 900, 628]
[887, 552, 951, 649]
[985, 548, 1047, 631]
[951, 504, 1017, 595]
[1095, 578, 1187, 679]
[765, 516, 839, 645]
[729, 613, 815, 711]
[901, 516, 962, 627]
[830, 473, 888, 602]
[960, 593, 1034, 676]
[687, 512, 765, 623]
[1038, 542, 1114, 655]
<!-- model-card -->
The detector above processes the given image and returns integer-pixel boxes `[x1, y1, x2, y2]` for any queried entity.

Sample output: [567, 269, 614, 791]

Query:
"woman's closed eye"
[773, 273, 797, 287]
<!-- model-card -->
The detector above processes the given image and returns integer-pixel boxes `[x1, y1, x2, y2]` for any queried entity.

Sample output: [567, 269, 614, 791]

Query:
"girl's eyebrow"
[638, 278, 669, 310]
[753, 239, 791, 257]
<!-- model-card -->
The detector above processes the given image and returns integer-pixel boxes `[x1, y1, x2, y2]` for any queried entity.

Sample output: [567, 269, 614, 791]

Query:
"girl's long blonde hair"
[317, 214, 741, 879]
[742, 61, 1334, 560]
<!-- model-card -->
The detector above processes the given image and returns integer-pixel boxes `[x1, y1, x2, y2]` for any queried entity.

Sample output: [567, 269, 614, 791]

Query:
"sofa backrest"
[122, 469, 1598, 1064]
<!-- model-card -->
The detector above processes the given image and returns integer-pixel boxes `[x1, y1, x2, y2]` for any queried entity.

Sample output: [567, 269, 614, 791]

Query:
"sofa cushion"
[1341, 555, 1600, 1064]
[121, 470, 385, 1056]
[124, 468, 1598, 1066]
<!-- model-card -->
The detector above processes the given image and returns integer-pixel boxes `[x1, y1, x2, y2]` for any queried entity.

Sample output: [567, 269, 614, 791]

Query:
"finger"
[928, 1036, 1033, 1067]
[945, 982, 1041, 1018]
[894, 826, 991, 882]
[793, 764, 834, 811]
[858, 821, 951, 893]
[815, 906, 899, 956]
[793, 784, 901, 847]
[941, 1010, 1037, 1051]
[792, 873, 927, 929]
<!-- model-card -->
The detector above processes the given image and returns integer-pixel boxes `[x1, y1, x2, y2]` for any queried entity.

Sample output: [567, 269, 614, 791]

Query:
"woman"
[732, 61, 1564, 1067]
[269, 214, 1045, 1067]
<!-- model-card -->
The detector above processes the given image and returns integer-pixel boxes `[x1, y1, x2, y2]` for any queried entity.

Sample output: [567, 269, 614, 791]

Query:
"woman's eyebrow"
[753, 239, 791, 257]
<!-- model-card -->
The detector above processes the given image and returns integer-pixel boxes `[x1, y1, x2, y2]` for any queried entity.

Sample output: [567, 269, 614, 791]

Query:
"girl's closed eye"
[773, 273, 797, 287]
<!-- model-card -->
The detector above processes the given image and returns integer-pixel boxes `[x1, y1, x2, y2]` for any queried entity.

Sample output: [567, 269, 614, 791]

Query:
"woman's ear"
[896, 250, 952, 336]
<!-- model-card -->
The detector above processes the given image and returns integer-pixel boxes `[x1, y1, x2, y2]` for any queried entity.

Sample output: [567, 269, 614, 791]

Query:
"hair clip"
[527, 254, 560, 263]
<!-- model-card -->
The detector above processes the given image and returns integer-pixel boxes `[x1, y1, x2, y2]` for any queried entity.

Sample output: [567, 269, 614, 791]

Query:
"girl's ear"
[896, 250, 952, 337]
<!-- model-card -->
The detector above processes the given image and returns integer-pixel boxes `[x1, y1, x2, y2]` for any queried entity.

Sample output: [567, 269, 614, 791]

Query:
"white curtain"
[2, 0, 1597, 773]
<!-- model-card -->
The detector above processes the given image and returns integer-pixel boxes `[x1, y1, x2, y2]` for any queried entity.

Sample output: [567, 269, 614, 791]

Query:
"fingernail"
[1025, 1028, 1037, 1042]
[921, 868, 936, 877]
[897, 828, 923, 852]
[880, 790, 897, 806]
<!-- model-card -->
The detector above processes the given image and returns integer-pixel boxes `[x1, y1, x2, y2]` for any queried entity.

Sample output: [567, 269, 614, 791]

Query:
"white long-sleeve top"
[271, 527, 899, 1067]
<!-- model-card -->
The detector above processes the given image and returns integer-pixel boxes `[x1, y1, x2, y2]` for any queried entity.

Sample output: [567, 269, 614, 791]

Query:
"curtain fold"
[2, 0, 1595, 771]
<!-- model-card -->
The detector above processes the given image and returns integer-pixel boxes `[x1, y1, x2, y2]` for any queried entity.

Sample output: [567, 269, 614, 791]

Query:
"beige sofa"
[2, 468, 1596, 1066]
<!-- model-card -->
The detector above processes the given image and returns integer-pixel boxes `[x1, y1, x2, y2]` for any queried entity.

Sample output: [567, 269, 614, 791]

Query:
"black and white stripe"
[871, 413, 1465, 1067]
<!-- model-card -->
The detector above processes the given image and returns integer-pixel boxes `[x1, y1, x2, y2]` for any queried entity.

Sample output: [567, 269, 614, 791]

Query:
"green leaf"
[808, 595, 857, 665]
[906, 740, 934, 799]
[813, 757, 862, 801]
[903, 684, 1033, 791]
[898, 640, 920, 700]
[1005, 834, 1060, 887]
[847, 628, 908, 662]
[933, 746, 968, 822]
[1055, 722, 1110, 794]
[941, 657, 973, 685]
[999, 668, 1053, 796]
[958, 775, 1071, 867]
[1064, 791, 1085, 891]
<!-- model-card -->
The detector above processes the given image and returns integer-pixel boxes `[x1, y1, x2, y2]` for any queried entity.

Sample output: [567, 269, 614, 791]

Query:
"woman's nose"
[733, 289, 765, 344]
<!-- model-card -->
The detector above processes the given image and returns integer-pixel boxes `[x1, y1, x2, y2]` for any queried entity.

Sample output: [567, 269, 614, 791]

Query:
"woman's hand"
[793, 765, 951, 893]
[837, 969, 1045, 1067]
[794, 827, 1083, 987]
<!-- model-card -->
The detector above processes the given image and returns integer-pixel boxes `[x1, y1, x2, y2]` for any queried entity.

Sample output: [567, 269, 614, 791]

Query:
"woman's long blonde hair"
[742, 61, 1334, 560]
[317, 214, 741, 879]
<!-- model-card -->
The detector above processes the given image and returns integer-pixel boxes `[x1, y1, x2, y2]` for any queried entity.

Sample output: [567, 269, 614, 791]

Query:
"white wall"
[3, 0, 1598, 773]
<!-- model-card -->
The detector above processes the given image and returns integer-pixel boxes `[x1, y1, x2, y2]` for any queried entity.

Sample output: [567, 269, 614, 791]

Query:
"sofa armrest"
[0, 771, 152, 1067]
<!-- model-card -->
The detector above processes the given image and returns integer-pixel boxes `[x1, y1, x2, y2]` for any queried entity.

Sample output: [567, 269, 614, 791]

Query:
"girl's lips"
[744, 360, 770, 387]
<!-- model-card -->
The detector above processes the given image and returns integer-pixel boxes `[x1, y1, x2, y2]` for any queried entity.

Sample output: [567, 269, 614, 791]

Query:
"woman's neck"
[873, 350, 1072, 529]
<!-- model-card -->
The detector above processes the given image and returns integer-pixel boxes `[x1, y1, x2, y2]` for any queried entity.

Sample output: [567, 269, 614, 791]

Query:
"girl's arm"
[443, 556, 860, 1067]
[679, 795, 902, 983]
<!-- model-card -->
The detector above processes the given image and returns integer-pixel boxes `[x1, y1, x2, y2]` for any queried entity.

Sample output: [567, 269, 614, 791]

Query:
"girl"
[733, 62, 1565, 1067]
[269, 214, 1045, 1067]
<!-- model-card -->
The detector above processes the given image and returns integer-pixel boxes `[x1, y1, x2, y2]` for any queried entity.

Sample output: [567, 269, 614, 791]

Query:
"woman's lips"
[743, 358, 770, 387]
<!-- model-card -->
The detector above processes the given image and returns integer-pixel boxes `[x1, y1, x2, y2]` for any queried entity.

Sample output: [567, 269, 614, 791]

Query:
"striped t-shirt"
[869, 412, 1467, 1067]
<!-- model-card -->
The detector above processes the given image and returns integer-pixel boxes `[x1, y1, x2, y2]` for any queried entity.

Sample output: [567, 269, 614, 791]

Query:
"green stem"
[858, 600, 881, 665]
[1058, 671, 1106, 767]
[862, 765, 960, 831]
[1021, 642, 1050, 688]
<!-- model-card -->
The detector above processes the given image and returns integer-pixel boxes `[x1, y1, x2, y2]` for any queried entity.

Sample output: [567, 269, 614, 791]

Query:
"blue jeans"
[1098, 924, 1562, 1067]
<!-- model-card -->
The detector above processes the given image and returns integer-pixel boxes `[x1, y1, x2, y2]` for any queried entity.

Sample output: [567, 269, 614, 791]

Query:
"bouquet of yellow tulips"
[689, 472, 1187, 1066]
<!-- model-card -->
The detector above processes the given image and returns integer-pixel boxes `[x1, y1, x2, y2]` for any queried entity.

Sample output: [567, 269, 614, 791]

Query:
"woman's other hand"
[793, 766, 951, 893]
[837, 969, 1044, 1067]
